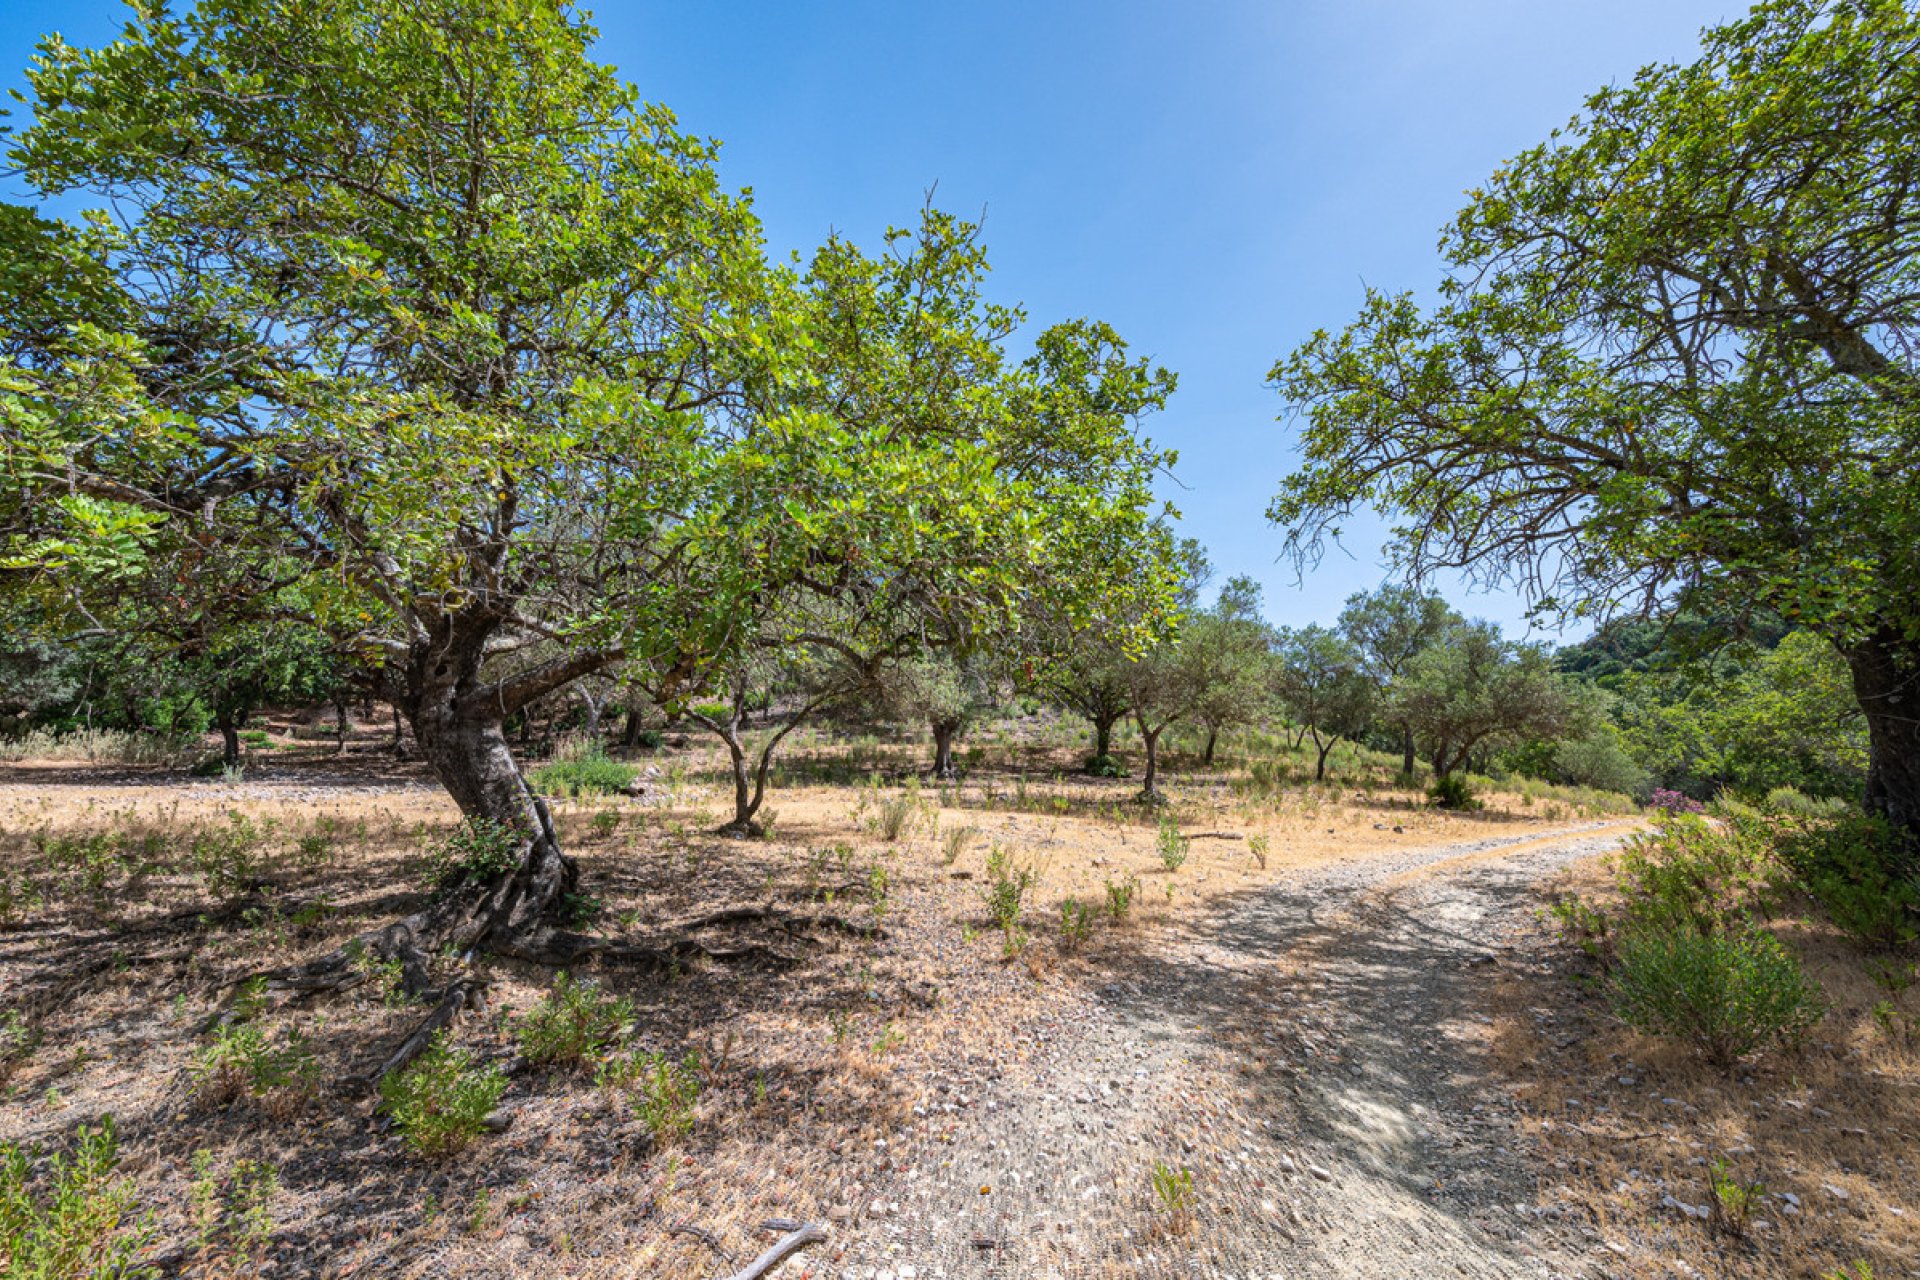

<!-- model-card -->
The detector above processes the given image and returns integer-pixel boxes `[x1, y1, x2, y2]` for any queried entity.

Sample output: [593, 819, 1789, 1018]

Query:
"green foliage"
[1246, 832, 1270, 870]
[423, 819, 520, 890]
[939, 823, 979, 867]
[1608, 921, 1824, 1068]
[376, 1036, 507, 1161]
[1155, 819, 1190, 871]
[1104, 873, 1139, 921]
[190, 1015, 319, 1116]
[0, 1116, 156, 1279]
[187, 812, 267, 898]
[1058, 896, 1095, 951]
[1614, 814, 1781, 937]
[187, 1152, 276, 1270]
[983, 844, 1035, 933]
[1149, 1160, 1196, 1224]
[598, 1050, 700, 1146]
[1427, 774, 1479, 811]
[1776, 815, 1920, 951]
[516, 973, 634, 1069]
[1706, 1159, 1764, 1238]
[1082, 754, 1126, 778]
[528, 752, 636, 799]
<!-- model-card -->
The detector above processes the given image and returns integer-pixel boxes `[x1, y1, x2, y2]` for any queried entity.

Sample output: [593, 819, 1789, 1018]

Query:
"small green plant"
[1083, 754, 1125, 778]
[876, 794, 919, 842]
[190, 1017, 319, 1117]
[589, 809, 622, 838]
[623, 1051, 700, 1145]
[1608, 920, 1825, 1067]
[0, 1116, 156, 1279]
[1149, 1160, 1196, 1229]
[940, 823, 979, 867]
[870, 1022, 905, 1057]
[189, 812, 267, 897]
[867, 864, 891, 926]
[1778, 815, 1920, 951]
[1706, 1158, 1763, 1237]
[1427, 774, 1479, 810]
[1105, 873, 1138, 921]
[377, 1035, 507, 1160]
[1058, 896, 1095, 951]
[1156, 819, 1189, 872]
[528, 751, 637, 799]
[1821, 1263, 1873, 1280]
[423, 818, 520, 889]
[188, 1151, 277, 1270]
[518, 973, 634, 1068]
[983, 844, 1035, 933]
[826, 1010, 856, 1050]
[1246, 833, 1269, 870]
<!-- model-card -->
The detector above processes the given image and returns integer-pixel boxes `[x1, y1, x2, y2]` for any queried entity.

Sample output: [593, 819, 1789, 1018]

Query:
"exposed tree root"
[354, 976, 490, 1093]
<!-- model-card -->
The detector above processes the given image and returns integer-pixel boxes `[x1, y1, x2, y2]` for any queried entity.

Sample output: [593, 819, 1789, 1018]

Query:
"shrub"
[1427, 774, 1480, 810]
[1608, 920, 1824, 1067]
[633, 728, 665, 750]
[599, 1050, 700, 1146]
[939, 823, 979, 867]
[189, 813, 267, 897]
[0, 1116, 156, 1280]
[1613, 813, 1781, 936]
[1650, 787, 1706, 815]
[875, 794, 920, 842]
[1246, 833, 1270, 870]
[377, 1036, 507, 1160]
[1149, 1160, 1196, 1228]
[517, 973, 633, 1068]
[1058, 897, 1095, 951]
[190, 1019, 319, 1117]
[1082, 754, 1126, 778]
[1762, 786, 1852, 822]
[1707, 1158, 1763, 1238]
[983, 844, 1034, 933]
[1155, 819, 1189, 871]
[528, 752, 635, 798]
[423, 818, 520, 889]
[1777, 814, 1920, 951]
[1104, 873, 1138, 921]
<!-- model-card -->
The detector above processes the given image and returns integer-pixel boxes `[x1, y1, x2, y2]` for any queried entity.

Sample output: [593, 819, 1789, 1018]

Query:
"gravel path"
[835, 825, 1633, 1279]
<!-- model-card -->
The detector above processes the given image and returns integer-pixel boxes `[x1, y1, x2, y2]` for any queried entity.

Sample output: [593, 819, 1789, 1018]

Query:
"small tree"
[1337, 586, 1459, 778]
[1272, 625, 1375, 781]
[1184, 577, 1275, 765]
[874, 654, 996, 779]
[1392, 622, 1579, 782]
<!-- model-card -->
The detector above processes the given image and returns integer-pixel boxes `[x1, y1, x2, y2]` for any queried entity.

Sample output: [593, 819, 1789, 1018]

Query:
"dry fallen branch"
[720, 1221, 825, 1280]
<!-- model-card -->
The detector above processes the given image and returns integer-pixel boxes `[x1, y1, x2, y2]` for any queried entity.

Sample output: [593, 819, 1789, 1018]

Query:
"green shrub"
[423, 818, 520, 889]
[1762, 786, 1853, 822]
[983, 844, 1034, 933]
[527, 752, 636, 798]
[598, 1050, 700, 1145]
[189, 813, 267, 897]
[1058, 897, 1095, 951]
[1427, 774, 1480, 810]
[0, 1116, 156, 1279]
[1105, 873, 1138, 921]
[377, 1036, 507, 1160]
[939, 823, 979, 866]
[1082, 754, 1126, 778]
[190, 1019, 319, 1117]
[1777, 814, 1920, 951]
[1155, 819, 1189, 872]
[1608, 920, 1824, 1067]
[517, 973, 633, 1068]
[1613, 813, 1781, 936]
[633, 728, 665, 750]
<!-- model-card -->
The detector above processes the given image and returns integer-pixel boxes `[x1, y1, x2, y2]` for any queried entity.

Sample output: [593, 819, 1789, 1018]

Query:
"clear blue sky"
[1, 0, 1740, 639]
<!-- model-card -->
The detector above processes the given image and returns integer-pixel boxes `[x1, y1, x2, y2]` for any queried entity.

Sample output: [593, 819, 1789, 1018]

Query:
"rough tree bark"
[1845, 631, 1920, 845]
[216, 712, 242, 770]
[1091, 714, 1118, 762]
[1202, 726, 1218, 766]
[1401, 725, 1417, 780]
[930, 720, 958, 779]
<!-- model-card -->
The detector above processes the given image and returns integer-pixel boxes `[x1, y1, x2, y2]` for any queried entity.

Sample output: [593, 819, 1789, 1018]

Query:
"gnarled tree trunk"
[1845, 631, 1920, 844]
[1203, 726, 1218, 766]
[1091, 714, 1117, 762]
[931, 720, 958, 779]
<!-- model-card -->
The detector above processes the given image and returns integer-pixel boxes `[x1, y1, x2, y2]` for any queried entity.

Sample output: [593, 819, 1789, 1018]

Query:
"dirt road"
[835, 825, 1634, 1279]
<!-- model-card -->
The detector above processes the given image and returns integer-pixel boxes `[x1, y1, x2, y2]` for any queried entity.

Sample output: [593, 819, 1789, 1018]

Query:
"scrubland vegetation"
[2, 0, 1917, 1274]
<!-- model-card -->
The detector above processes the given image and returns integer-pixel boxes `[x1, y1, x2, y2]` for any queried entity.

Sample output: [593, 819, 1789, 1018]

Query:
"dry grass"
[1489, 856, 1920, 1279]
[0, 717, 1641, 1277]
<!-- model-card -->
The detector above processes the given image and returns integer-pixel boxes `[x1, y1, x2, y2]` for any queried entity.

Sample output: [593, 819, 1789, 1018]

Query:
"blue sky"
[1, 1, 1740, 638]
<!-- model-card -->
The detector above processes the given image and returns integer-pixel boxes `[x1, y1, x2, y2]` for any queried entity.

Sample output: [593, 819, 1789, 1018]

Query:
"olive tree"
[1272, 0, 1920, 841]
[1272, 625, 1374, 782]
[1391, 622, 1579, 782]
[1337, 587, 1459, 777]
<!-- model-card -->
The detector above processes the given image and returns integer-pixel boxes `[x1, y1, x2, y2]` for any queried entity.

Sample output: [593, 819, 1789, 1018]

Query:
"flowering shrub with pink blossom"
[1649, 788, 1706, 815]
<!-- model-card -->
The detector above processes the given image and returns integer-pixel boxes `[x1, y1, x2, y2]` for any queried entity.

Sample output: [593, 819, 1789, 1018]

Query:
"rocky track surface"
[835, 825, 1634, 1279]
